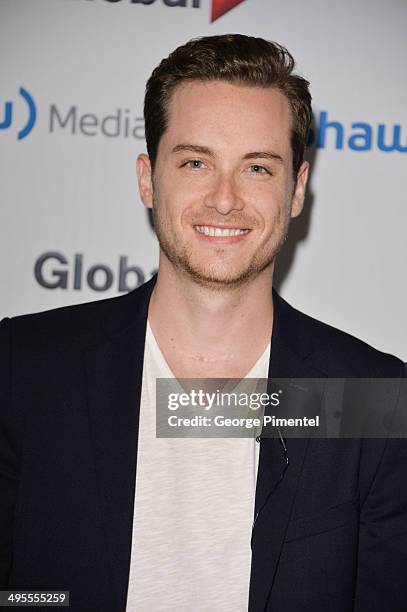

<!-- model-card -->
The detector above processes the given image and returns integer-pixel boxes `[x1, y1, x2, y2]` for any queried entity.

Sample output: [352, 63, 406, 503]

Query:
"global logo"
[83, 0, 246, 22]
[34, 252, 157, 292]
[0, 87, 37, 140]
[211, 0, 245, 21]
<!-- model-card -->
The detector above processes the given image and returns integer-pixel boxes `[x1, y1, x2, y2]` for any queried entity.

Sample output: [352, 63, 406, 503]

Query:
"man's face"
[137, 80, 308, 289]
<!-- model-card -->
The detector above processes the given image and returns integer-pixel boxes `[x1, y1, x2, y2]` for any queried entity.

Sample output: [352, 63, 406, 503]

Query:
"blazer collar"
[100, 276, 324, 378]
[101, 274, 156, 342]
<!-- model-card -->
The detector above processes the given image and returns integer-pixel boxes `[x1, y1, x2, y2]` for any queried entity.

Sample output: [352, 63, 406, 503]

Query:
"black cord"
[251, 428, 289, 548]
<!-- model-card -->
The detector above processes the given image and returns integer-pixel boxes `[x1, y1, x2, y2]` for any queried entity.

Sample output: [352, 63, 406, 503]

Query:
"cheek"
[160, 169, 200, 201]
[249, 189, 287, 226]
[155, 188, 196, 231]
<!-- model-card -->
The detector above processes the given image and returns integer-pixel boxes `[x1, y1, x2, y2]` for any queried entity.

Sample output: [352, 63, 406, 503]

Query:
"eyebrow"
[171, 144, 214, 156]
[171, 144, 284, 163]
[242, 151, 284, 164]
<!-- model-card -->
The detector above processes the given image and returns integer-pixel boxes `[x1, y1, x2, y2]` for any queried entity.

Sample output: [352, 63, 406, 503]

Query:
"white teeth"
[195, 225, 249, 237]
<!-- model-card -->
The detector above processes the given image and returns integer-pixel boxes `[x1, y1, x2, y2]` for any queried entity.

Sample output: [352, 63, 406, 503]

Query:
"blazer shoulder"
[277, 293, 404, 377]
[1, 277, 155, 352]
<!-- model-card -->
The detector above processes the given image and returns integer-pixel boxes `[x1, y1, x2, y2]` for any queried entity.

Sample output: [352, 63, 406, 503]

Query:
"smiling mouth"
[194, 225, 250, 237]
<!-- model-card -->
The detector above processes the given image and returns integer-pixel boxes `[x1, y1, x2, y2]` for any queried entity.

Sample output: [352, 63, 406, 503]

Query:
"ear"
[136, 153, 154, 209]
[290, 161, 309, 219]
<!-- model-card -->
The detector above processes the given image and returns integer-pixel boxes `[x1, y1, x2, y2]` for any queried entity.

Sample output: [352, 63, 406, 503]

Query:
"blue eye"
[186, 160, 204, 169]
[249, 164, 268, 174]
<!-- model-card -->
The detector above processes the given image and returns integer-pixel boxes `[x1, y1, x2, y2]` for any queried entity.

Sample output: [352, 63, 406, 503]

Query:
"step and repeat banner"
[1, 0, 406, 359]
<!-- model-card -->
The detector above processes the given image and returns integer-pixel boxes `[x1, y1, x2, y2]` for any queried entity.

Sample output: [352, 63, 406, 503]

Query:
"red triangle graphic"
[211, 0, 246, 22]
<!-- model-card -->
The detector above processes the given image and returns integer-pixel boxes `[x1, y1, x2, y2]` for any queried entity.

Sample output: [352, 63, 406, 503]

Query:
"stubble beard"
[151, 199, 290, 291]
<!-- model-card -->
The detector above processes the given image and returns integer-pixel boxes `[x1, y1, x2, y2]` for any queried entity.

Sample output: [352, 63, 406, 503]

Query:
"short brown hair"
[144, 34, 312, 176]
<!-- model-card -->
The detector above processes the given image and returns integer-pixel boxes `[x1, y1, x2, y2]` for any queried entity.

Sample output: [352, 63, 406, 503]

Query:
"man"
[0, 34, 406, 612]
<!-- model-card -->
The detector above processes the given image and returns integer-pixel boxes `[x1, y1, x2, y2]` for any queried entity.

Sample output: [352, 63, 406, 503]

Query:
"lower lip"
[194, 228, 251, 244]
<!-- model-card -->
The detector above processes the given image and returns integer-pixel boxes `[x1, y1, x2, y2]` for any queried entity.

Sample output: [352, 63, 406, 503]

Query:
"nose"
[203, 172, 244, 215]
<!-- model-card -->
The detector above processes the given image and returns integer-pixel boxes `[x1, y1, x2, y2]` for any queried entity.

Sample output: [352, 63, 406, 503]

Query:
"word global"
[83, 0, 246, 22]
[34, 252, 156, 292]
[91, 0, 201, 5]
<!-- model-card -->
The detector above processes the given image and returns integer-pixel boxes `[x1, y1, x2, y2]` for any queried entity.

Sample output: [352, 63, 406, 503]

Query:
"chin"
[180, 261, 265, 290]
[159, 236, 275, 289]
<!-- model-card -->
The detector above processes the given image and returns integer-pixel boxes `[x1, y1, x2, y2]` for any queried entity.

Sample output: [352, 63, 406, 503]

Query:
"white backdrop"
[1, 0, 406, 359]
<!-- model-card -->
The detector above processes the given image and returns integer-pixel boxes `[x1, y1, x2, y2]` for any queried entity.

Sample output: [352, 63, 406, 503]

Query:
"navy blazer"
[0, 276, 406, 611]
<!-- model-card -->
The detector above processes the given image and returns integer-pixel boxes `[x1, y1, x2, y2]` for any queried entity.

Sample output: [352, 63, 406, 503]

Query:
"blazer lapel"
[249, 290, 326, 612]
[84, 277, 156, 610]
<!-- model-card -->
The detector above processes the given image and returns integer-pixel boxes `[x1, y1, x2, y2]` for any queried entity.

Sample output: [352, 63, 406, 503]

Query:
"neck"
[148, 257, 274, 377]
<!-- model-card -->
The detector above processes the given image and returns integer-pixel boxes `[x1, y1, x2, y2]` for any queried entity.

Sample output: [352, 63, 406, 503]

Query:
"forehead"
[162, 80, 293, 154]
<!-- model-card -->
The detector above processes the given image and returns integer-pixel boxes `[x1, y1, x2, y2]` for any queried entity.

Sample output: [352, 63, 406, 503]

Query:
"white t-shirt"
[125, 322, 271, 612]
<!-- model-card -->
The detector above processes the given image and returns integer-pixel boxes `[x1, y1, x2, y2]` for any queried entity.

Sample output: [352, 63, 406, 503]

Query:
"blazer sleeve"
[354, 373, 407, 611]
[0, 317, 20, 587]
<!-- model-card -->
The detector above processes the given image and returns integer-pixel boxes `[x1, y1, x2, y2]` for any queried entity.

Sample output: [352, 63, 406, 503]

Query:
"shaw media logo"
[2, 88, 406, 153]
[0, 87, 37, 140]
[83, 0, 246, 22]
